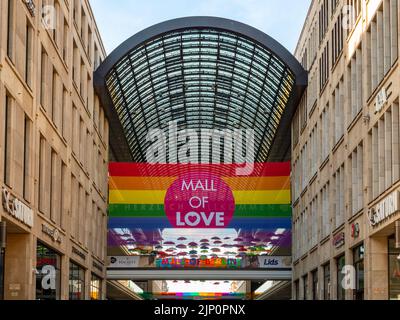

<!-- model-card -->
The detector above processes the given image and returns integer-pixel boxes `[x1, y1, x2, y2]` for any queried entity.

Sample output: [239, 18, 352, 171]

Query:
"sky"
[90, 0, 311, 55]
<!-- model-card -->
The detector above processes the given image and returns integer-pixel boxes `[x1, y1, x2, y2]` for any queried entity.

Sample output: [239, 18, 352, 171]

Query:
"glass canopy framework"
[94, 17, 307, 162]
[95, 18, 307, 279]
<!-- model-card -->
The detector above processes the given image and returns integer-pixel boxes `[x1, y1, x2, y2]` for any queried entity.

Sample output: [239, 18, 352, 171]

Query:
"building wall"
[292, 0, 400, 300]
[0, 0, 108, 300]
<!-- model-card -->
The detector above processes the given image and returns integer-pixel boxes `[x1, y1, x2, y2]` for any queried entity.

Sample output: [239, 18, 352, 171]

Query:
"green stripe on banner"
[108, 204, 291, 218]
[234, 204, 291, 217]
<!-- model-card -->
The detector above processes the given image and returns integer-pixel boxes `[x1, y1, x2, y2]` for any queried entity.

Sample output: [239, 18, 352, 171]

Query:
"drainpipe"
[0, 221, 6, 300]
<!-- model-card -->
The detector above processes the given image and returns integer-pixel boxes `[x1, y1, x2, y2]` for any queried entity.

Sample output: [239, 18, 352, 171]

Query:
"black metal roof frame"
[94, 16, 307, 162]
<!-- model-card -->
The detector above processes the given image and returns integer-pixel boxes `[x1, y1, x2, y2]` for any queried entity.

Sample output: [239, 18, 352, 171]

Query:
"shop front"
[368, 189, 400, 300]
[35, 242, 62, 300]
[1, 187, 34, 300]
[388, 235, 400, 300]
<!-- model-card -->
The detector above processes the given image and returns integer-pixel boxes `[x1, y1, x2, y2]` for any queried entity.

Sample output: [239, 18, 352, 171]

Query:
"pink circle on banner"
[164, 172, 235, 228]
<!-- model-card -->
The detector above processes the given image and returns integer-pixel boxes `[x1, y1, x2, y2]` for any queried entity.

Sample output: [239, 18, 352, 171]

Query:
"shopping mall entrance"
[94, 16, 307, 300]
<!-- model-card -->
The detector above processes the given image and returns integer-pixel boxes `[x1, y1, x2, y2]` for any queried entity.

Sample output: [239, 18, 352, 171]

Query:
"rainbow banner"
[108, 162, 291, 231]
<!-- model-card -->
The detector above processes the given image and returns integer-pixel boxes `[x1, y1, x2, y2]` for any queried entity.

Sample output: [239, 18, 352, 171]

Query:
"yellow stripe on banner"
[109, 189, 291, 205]
[233, 190, 291, 205]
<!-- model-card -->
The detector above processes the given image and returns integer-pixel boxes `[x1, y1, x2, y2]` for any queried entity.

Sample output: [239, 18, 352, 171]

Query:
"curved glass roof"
[94, 17, 307, 162]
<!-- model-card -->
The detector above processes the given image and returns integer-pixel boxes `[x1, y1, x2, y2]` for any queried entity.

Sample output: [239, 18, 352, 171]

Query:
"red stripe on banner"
[109, 162, 291, 177]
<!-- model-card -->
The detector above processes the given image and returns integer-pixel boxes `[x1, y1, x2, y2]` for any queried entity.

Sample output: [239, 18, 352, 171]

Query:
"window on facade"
[346, 0, 362, 30]
[292, 109, 300, 148]
[337, 255, 346, 300]
[60, 162, 67, 229]
[51, 70, 58, 125]
[294, 280, 300, 300]
[50, 150, 61, 225]
[320, 183, 330, 238]
[319, 43, 329, 91]
[36, 242, 61, 300]
[323, 263, 331, 300]
[38, 135, 51, 216]
[69, 262, 85, 300]
[312, 269, 319, 300]
[23, 116, 32, 201]
[320, 103, 330, 163]
[25, 21, 33, 88]
[333, 78, 345, 145]
[349, 143, 363, 216]
[367, 0, 398, 95]
[347, 46, 363, 124]
[63, 18, 69, 63]
[333, 164, 345, 228]
[7, 0, 15, 60]
[90, 274, 102, 300]
[73, 41, 79, 86]
[303, 275, 308, 300]
[40, 47, 48, 109]
[310, 196, 318, 247]
[319, 0, 329, 44]
[369, 101, 400, 200]
[71, 175, 78, 238]
[310, 124, 318, 176]
[72, 104, 78, 156]
[353, 244, 365, 300]
[4, 94, 12, 186]
[389, 235, 400, 300]
[331, 13, 343, 66]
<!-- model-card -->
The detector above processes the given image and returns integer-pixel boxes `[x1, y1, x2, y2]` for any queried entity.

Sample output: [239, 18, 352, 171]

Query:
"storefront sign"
[351, 223, 360, 239]
[155, 257, 241, 269]
[109, 256, 140, 268]
[72, 246, 86, 260]
[256, 256, 292, 269]
[2, 188, 33, 228]
[24, 0, 36, 17]
[368, 190, 400, 227]
[42, 224, 61, 243]
[92, 260, 104, 273]
[333, 232, 345, 249]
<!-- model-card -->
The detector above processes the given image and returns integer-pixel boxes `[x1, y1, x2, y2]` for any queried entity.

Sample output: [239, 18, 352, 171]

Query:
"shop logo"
[42, 224, 62, 243]
[368, 190, 399, 227]
[1, 188, 33, 228]
[164, 172, 235, 228]
[333, 232, 345, 249]
[146, 121, 255, 176]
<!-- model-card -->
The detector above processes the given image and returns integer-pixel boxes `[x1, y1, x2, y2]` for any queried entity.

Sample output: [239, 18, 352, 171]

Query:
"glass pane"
[36, 243, 61, 300]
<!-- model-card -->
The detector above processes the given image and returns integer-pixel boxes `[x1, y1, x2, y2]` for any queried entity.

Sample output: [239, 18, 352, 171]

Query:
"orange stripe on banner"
[108, 162, 291, 177]
[109, 176, 290, 191]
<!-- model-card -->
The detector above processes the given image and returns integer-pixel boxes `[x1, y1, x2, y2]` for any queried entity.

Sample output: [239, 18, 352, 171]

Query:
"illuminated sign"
[333, 232, 345, 249]
[155, 257, 241, 269]
[109, 256, 140, 268]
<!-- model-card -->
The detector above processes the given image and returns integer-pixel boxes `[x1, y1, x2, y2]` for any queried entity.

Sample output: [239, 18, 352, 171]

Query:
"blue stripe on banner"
[107, 217, 292, 230]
